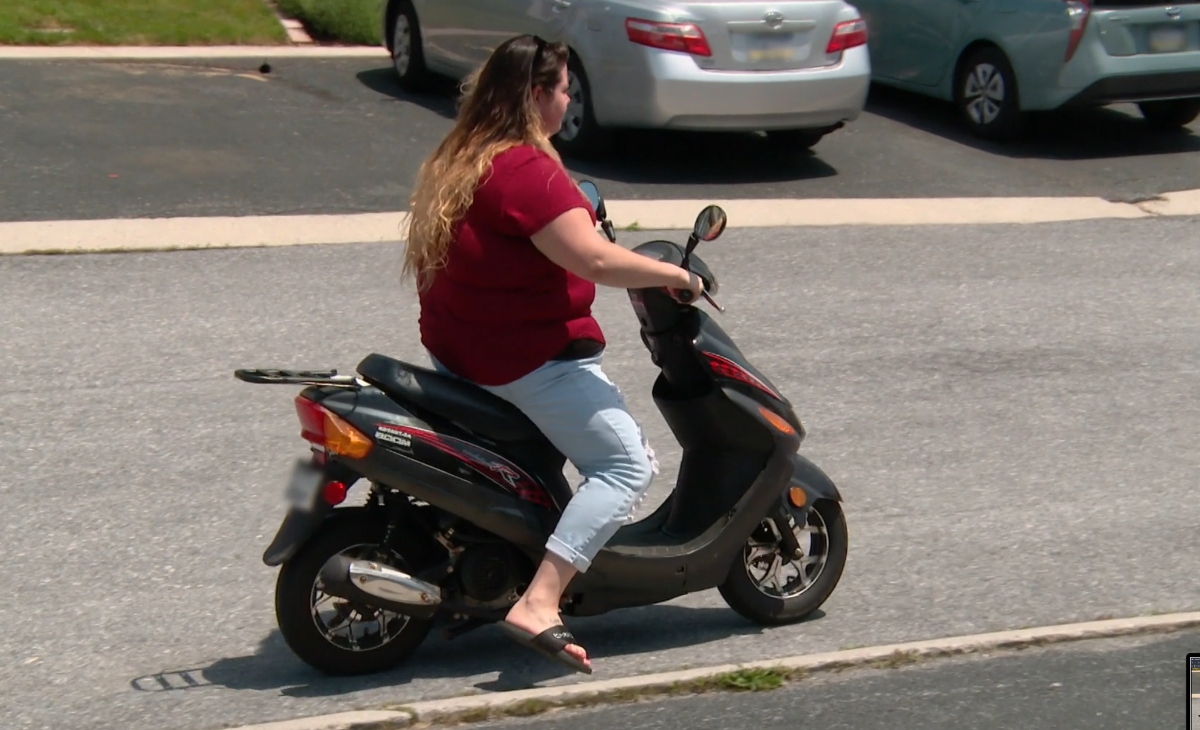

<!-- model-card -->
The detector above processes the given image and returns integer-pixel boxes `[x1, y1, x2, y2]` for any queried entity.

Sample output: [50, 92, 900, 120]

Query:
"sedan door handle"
[552, 0, 571, 7]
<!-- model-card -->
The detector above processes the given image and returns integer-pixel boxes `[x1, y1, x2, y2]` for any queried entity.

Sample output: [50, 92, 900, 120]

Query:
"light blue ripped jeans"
[431, 353, 656, 572]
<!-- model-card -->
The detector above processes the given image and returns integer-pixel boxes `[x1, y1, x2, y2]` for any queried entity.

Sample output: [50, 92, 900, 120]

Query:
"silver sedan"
[380, 0, 871, 156]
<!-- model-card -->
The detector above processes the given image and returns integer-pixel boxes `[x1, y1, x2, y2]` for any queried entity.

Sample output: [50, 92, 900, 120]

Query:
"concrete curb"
[226, 612, 1200, 730]
[0, 213, 408, 255]
[2, 192, 1194, 255]
[0, 45, 382, 60]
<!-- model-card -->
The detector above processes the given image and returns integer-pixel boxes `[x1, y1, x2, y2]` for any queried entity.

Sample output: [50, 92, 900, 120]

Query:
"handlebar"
[672, 271, 721, 312]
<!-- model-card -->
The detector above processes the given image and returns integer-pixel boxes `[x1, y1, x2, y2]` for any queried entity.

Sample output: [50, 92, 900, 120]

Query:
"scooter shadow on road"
[130, 604, 822, 698]
[866, 83, 1200, 161]
[354, 66, 839, 185]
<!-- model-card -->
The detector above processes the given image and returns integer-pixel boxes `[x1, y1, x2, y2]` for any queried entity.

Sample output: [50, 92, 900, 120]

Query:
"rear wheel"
[1138, 99, 1200, 131]
[275, 514, 435, 675]
[956, 46, 1025, 141]
[718, 498, 848, 625]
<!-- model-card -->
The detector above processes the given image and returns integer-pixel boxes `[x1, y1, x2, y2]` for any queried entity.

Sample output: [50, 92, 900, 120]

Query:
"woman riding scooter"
[402, 34, 704, 673]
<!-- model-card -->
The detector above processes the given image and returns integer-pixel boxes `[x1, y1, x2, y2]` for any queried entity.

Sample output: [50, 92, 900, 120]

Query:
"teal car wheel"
[1138, 99, 1200, 132]
[956, 46, 1026, 141]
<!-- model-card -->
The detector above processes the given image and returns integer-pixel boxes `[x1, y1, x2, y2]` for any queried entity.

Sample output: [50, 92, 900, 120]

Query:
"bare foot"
[504, 600, 590, 667]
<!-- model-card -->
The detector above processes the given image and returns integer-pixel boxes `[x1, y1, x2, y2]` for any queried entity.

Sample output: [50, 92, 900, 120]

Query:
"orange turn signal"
[787, 487, 807, 508]
[758, 406, 795, 435]
[323, 411, 373, 459]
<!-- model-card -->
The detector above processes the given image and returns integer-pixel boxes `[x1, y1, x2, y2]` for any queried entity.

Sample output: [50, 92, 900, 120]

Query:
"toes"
[565, 643, 590, 664]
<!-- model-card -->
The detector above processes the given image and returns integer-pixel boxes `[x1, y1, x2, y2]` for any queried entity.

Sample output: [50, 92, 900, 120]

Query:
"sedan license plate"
[746, 32, 797, 62]
[283, 460, 325, 511]
[1148, 24, 1188, 53]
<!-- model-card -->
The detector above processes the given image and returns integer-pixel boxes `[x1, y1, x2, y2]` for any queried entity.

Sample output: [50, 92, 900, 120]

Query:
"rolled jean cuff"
[546, 534, 593, 572]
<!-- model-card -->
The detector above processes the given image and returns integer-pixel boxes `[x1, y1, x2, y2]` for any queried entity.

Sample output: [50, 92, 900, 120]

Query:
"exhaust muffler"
[318, 555, 442, 619]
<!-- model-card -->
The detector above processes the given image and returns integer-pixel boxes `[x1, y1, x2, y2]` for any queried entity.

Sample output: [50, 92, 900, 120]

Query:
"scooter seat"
[356, 353, 544, 443]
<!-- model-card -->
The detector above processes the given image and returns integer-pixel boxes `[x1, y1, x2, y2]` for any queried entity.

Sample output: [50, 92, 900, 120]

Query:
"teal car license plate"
[1148, 24, 1188, 54]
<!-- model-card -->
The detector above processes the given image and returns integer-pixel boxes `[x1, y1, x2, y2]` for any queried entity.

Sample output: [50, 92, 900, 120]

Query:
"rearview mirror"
[692, 205, 727, 242]
[579, 180, 603, 217]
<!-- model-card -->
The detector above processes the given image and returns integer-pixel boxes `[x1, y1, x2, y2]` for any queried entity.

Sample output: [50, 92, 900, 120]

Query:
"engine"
[456, 543, 527, 607]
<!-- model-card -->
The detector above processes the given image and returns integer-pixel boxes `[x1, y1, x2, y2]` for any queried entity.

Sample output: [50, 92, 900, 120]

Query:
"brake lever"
[601, 219, 617, 243]
[702, 290, 725, 313]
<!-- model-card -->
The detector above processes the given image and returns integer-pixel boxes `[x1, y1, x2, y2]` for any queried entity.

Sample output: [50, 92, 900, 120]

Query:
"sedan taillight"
[827, 18, 868, 54]
[626, 18, 713, 57]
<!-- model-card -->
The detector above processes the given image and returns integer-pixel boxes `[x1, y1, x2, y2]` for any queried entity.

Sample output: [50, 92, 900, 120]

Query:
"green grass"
[0, 0, 288, 45]
[276, 0, 383, 46]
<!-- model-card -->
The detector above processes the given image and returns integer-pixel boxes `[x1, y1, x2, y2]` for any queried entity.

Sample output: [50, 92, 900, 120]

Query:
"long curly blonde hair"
[403, 35, 570, 290]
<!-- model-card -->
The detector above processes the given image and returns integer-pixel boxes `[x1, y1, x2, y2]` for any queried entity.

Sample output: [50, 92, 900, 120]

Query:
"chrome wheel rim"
[559, 70, 585, 141]
[392, 16, 412, 77]
[743, 507, 830, 600]
[963, 62, 1005, 127]
[310, 543, 413, 652]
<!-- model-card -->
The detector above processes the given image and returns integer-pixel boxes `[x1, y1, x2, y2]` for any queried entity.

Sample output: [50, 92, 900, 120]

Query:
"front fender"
[787, 453, 843, 504]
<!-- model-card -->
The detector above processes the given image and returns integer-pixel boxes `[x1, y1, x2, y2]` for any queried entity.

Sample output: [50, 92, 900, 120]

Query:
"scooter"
[234, 181, 848, 676]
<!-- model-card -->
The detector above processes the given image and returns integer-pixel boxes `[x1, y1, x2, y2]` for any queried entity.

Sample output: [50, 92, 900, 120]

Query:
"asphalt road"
[1, 216, 1197, 730]
[459, 629, 1200, 730]
[4, 57, 1200, 222]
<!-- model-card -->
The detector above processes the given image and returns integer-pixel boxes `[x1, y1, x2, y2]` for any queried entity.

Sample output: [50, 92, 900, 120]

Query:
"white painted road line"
[5, 192, 1197, 255]
[222, 611, 1200, 730]
[0, 45, 383, 60]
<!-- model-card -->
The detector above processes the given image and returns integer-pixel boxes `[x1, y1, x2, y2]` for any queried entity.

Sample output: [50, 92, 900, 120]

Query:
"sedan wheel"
[559, 70, 586, 143]
[390, 2, 430, 91]
[552, 57, 610, 159]
[392, 16, 412, 78]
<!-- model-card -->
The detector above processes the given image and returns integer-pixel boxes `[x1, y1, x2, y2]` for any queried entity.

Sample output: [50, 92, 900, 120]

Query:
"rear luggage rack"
[234, 368, 364, 388]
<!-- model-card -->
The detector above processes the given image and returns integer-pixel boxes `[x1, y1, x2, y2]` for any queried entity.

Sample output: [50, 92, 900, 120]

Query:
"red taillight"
[827, 18, 868, 54]
[626, 18, 712, 57]
[295, 395, 327, 445]
[704, 352, 780, 400]
[293, 395, 373, 459]
[1064, 0, 1091, 62]
[322, 480, 348, 505]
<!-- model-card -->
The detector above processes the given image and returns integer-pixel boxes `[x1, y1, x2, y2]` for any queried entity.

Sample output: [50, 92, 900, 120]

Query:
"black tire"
[1138, 99, 1200, 131]
[552, 55, 611, 159]
[955, 46, 1026, 141]
[765, 129, 827, 150]
[275, 513, 435, 676]
[388, 0, 432, 91]
[718, 498, 848, 626]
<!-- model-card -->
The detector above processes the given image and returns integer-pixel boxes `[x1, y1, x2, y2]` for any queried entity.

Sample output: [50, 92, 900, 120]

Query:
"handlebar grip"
[676, 288, 695, 304]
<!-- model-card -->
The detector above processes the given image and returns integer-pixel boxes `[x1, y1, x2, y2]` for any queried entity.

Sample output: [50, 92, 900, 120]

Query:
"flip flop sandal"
[498, 621, 593, 675]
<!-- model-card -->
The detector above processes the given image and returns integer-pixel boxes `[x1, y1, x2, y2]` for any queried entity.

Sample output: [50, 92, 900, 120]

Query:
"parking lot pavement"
[1, 217, 1197, 730]
[2, 57, 1200, 222]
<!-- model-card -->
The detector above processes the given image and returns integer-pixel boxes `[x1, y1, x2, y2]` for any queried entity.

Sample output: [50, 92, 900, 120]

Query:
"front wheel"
[718, 498, 848, 625]
[274, 514, 435, 675]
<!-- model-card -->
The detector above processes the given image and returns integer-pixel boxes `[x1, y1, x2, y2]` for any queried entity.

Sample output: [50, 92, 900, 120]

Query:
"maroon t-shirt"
[418, 145, 605, 386]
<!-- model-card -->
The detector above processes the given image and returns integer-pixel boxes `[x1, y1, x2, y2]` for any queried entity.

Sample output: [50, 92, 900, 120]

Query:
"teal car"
[849, 0, 1200, 139]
